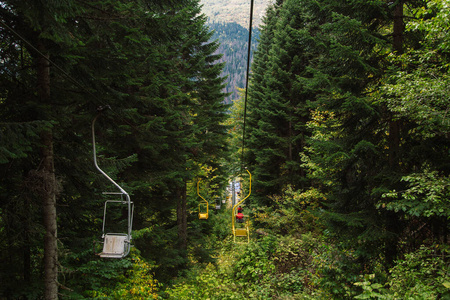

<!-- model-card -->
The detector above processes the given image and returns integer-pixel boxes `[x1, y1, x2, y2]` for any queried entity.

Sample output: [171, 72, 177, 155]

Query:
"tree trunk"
[40, 130, 58, 300]
[176, 182, 187, 252]
[388, 0, 404, 168]
[385, 0, 404, 268]
[36, 39, 59, 300]
[23, 195, 31, 286]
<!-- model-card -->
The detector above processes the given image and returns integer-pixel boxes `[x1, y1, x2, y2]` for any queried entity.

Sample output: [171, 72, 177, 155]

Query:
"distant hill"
[201, 0, 271, 103]
[208, 22, 259, 103]
[200, 0, 273, 29]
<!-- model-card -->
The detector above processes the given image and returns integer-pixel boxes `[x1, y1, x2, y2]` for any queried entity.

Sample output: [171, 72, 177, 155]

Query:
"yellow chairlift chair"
[232, 169, 251, 243]
[197, 179, 209, 220]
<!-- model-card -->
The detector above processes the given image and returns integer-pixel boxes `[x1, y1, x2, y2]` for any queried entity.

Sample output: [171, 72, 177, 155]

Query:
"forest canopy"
[1, 0, 450, 299]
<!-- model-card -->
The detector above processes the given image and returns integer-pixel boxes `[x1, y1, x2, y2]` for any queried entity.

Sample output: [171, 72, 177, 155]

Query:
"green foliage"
[2, 0, 450, 298]
[354, 245, 450, 299]
[387, 245, 450, 299]
[372, 0, 450, 232]
[60, 249, 159, 299]
[354, 274, 390, 300]
[166, 1, 450, 299]
[253, 185, 324, 235]
[408, 0, 450, 52]
[163, 263, 239, 299]
[164, 232, 367, 299]
[1, 0, 229, 295]
[0, 121, 51, 163]
[382, 169, 450, 218]
[233, 236, 277, 282]
[246, 0, 314, 205]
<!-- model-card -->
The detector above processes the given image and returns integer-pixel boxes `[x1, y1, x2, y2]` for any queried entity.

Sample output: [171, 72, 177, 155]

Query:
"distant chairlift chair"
[232, 169, 251, 243]
[92, 112, 134, 258]
[197, 179, 209, 220]
[215, 196, 221, 210]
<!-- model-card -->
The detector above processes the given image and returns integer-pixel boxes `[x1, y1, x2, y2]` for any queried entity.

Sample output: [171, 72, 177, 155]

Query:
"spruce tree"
[1, 0, 229, 295]
[300, 0, 434, 268]
[246, 0, 318, 205]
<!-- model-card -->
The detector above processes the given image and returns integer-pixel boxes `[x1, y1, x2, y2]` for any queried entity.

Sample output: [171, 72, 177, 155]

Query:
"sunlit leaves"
[408, 0, 450, 52]
[381, 169, 450, 218]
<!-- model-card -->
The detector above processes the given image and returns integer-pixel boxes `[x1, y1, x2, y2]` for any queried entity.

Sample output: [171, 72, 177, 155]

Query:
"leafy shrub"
[303, 233, 362, 299]
[164, 233, 363, 299]
[388, 244, 450, 299]
[162, 260, 240, 299]
[253, 186, 324, 236]
[60, 248, 158, 299]
[354, 245, 450, 299]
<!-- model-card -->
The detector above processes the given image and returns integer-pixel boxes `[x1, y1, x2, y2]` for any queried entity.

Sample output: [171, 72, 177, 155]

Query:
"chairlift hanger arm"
[92, 112, 129, 197]
[232, 168, 251, 212]
[197, 179, 209, 219]
[197, 179, 208, 205]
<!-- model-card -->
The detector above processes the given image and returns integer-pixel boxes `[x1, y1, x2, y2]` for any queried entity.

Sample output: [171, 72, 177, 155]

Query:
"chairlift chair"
[215, 197, 221, 210]
[92, 112, 134, 258]
[232, 169, 251, 243]
[197, 179, 209, 220]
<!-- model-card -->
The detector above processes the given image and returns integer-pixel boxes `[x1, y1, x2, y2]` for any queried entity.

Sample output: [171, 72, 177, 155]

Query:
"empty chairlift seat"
[92, 111, 134, 259]
[99, 234, 129, 258]
[197, 179, 209, 220]
[235, 228, 248, 237]
[199, 212, 208, 220]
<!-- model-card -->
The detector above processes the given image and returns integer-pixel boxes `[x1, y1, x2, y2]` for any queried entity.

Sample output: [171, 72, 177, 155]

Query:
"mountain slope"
[209, 22, 259, 103]
[200, 0, 273, 29]
[201, 0, 271, 103]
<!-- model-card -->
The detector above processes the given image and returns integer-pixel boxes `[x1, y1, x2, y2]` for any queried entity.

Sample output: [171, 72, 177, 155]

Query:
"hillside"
[201, 0, 270, 103]
[200, 0, 273, 29]
[209, 22, 259, 103]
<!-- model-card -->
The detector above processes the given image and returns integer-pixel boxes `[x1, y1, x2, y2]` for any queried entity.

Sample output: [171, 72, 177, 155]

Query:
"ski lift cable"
[0, 19, 134, 125]
[241, 0, 255, 173]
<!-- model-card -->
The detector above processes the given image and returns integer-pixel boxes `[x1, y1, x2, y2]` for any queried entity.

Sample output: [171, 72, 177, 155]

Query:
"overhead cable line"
[0, 19, 131, 123]
[241, 0, 254, 173]
[1, 20, 95, 99]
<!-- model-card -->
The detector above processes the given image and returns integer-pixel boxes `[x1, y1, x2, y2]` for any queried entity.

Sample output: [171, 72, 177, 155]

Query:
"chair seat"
[199, 213, 208, 220]
[235, 228, 248, 236]
[99, 234, 127, 258]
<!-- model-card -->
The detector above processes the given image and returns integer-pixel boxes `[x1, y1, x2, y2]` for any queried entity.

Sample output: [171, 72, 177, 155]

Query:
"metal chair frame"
[232, 169, 251, 243]
[92, 113, 133, 258]
[197, 179, 209, 220]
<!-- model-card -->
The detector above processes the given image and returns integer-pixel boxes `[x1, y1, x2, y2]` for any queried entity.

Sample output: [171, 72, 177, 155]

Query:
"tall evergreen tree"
[376, 0, 450, 247]
[1, 0, 228, 296]
[246, 0, 322, 205]
[300, 0, 434, 269]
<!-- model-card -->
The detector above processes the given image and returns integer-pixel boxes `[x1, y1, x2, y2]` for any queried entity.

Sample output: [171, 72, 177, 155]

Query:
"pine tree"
[300, 0, 435, 268]
[1, 0, 229, 295]
[299, 0, 395, 265]
[246, 0, 316, 205]
[376, 0, 450, 249]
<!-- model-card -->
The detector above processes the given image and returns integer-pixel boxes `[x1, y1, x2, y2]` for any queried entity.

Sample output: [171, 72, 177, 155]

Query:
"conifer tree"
[246, 0, 317, 205]
[245, 2, 281, 203]
[298, 0, 395, 265]
[1, 0, 229, 295]
[300, 0, 432, 267]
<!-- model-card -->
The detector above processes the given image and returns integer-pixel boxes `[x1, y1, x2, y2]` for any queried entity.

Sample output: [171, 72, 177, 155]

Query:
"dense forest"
[1, 0, 450, 299]
[0, 0, 229, 298]
[209, 22, 259, 103]
[200, 0, 272, 29]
